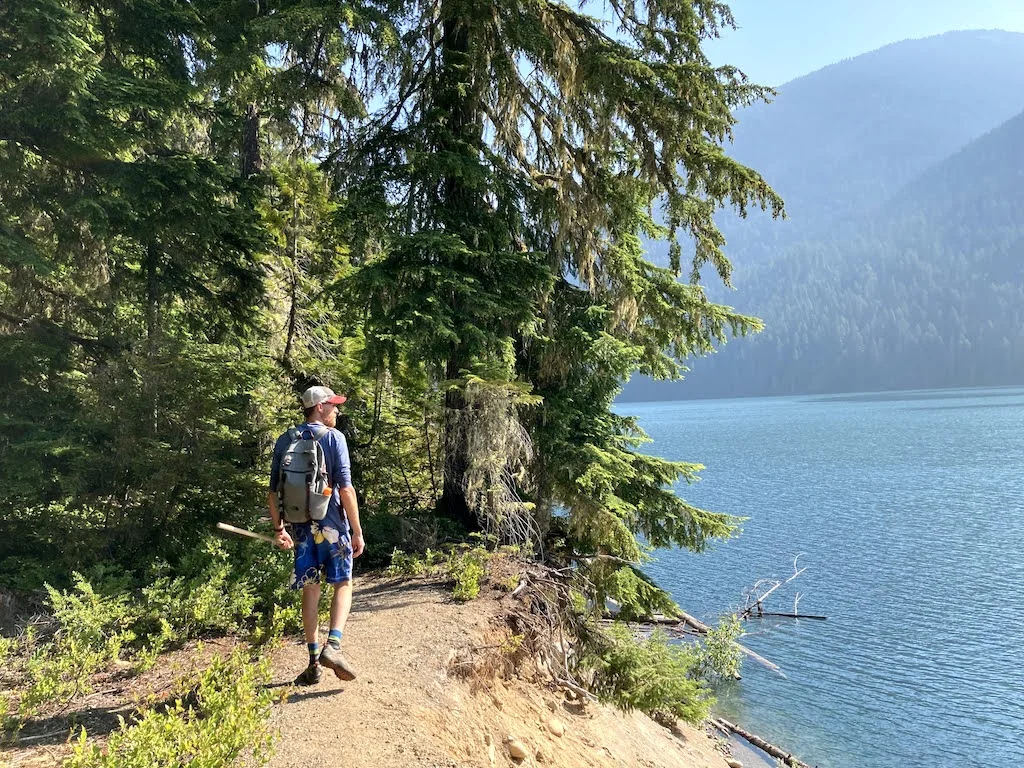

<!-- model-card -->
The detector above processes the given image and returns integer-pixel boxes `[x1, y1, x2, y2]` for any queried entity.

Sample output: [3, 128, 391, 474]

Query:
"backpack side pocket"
[307, 441, 331, 521]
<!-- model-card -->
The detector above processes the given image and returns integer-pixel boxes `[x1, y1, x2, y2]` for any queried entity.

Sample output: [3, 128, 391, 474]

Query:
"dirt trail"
[264, 576, 740, 768]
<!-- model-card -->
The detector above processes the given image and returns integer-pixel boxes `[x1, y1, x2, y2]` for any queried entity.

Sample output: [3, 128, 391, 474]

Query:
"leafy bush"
[386, 539, 505, 602]
[64, 649, 274, 768]
[362, 511, 472, 571]
[140, 541, 260, 640]
[358, 512, 412, 570]
[447, 547, 488, 602]
[9, 537, 298, 729]
[386, 548, 446, 578]
[47, 575, 136, 651]
[580, 623, 711, 724]
[17, 575, 137, 720]
[694, 614, 743, 682]
[0, 692, 15, 743]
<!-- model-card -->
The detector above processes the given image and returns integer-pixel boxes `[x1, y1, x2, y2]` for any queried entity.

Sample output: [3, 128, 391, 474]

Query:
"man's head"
[301, 386, 347, 428]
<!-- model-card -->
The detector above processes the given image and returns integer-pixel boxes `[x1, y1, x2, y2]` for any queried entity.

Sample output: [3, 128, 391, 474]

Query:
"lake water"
[622, 387, 1024, 768]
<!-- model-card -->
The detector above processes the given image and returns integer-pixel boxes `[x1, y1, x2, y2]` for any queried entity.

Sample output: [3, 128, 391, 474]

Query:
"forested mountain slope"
[722, 29, 1024, 260]
[627, 106, 1024, 399]
[643, 29, 1024, 271]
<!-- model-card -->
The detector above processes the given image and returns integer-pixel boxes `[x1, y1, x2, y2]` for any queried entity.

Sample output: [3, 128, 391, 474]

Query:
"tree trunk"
[144, 241, 160, 435]
[282, 197, 299, 367]
[145, 242, 159, 352]
[241, 102, 262, 179]
[713, 718, 812, 768]
[434, 6, 483, 531]
[439, 352, 479, 530]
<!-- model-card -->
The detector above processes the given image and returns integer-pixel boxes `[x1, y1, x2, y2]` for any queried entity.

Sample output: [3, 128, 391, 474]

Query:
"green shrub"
[580, 623, 711, 724]
[386, 548, 446, 578]
[19, 641, 108, 720]
[693, 614, 743, 682]
[17, 574, 137, 720]
[386, 538, 520, 601]
[46, 574, 136, 652]
[64, 649, 274, 768]
[140, 541, 259, 639]
[1, 691, 17, 742]
[447, 546, 488, 602]
[358, 512, 411, 570]
[364, 511, 474, 571]
[10, 537, 293, 728]
[0, 635, 13, 667]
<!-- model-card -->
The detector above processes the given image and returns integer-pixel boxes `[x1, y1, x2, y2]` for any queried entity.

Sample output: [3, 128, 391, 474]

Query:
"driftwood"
[713, 717, 813, 768]
[742, 554, 827, 621]
[742, 554, 806, 619]
[734, 643, 784, 676]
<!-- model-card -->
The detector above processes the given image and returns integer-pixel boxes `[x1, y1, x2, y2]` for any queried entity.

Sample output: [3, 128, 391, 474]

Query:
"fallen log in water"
[735, 643, 784, 677]
[713, 717, 813, 768]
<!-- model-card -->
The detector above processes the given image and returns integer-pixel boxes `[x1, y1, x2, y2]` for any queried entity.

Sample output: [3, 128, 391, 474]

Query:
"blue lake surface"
[621, 387, 1024, 768]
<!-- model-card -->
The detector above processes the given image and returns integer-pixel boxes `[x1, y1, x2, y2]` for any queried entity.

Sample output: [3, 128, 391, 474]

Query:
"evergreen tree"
[320, 0, 782, 609]
[1, 0, 784, 617]
[0, 1, 272, 566]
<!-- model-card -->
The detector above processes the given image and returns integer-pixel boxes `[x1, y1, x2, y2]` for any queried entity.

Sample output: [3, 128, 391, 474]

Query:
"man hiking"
[268, 385, 365, 685]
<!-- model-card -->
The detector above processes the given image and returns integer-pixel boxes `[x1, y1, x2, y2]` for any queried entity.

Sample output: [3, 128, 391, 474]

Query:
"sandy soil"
[263, 575, 741, 768]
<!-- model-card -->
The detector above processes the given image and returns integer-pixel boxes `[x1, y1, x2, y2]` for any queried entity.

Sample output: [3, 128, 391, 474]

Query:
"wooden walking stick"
[216, 521, 276, 544]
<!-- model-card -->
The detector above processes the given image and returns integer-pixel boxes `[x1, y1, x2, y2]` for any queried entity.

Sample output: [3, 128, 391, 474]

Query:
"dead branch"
[16, 728, 70, 744]
[736, 644, 785, 677]
[742, 554, 817, 619]
[554, 676, 598, 702]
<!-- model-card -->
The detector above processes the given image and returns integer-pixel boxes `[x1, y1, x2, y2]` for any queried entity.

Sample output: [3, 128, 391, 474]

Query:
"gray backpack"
[277, 425, 332, 524]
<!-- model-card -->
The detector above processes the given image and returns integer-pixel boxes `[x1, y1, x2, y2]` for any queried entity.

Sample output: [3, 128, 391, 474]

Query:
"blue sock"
[328, 629, 343, 649]
[308, 642, 320, 665]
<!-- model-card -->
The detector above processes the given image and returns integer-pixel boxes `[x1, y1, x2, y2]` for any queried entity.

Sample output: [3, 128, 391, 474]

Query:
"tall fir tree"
[322, 0, 781, 572]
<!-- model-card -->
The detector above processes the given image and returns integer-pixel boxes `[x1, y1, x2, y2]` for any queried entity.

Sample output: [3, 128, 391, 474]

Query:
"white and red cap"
[300, 385, 347, 408]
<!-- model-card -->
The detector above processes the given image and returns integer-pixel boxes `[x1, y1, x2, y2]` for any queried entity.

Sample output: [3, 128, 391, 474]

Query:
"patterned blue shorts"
[289, 521, 352, 589]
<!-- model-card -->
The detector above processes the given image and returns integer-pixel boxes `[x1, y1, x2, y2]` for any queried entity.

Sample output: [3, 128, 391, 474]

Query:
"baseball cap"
[300, 385, 347, 408]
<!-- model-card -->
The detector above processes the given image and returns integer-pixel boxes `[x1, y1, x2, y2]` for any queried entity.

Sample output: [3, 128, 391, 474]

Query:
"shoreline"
[727, 736, 778, 768]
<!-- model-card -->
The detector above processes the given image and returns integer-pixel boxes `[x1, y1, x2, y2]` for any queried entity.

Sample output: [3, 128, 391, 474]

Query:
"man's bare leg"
[329, 579, 353, 634]
[301, 582, 321, 645]
[319, 579, 356, 680]
[294, 582, 323, 685]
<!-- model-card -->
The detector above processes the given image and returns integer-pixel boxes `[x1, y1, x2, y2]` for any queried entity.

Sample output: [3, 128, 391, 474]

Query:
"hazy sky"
[706, 0, 1024, 85]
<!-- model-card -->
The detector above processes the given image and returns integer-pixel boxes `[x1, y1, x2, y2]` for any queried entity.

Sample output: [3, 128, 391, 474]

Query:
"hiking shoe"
[319, 645, 357, 681]
[294, 662, 322, 686]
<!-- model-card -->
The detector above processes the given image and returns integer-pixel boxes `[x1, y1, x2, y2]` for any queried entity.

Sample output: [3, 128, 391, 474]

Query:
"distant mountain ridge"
[626, 31, 1024, 401]
[721, 29, 1024, 257]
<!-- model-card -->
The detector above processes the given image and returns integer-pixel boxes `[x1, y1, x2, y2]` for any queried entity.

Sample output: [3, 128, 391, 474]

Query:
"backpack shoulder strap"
[309, 424, 329, 440]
